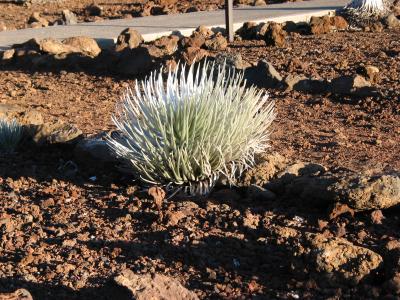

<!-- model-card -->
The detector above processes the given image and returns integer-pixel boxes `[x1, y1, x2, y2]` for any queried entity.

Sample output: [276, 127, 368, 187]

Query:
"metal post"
[225, 0, 234, 42]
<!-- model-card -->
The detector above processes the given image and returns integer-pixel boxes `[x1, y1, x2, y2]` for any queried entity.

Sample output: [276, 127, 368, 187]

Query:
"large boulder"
[62, 9, 78, 25]
[268, 227, 383, 286]
[310, 16, 334, 34]
[244, 60, 282, 88]
[142, 44, 165, 59]
[263, 162, 400, 211]
[331, 16, 349, 31]
[32, 121, 82, 145]
[74, 132, 119, 164]
[62, 36, 101, 57]
[85, 4, 103, 16]
[266, 162, 337, 208]
[152, 35, 179, 55]
[194, 25, 214, 39]
[303, 233, 383, 285]
[331, 74, 370, 89]
[357, 65, 380, 84]
[0, 289, 32, 300]
[39, 37, 101, 57]
[214, 52, 247, 70]
[309, 16, 348, 34]
[241, 152, 288, 186]
[284, 74, 329, 93]
[0, 104, 81, 145]
[237, 21, 259, 40]
[204, 34, 228, 51]
[0, 104, 43, 126]
[330, 75, 380, 97]
[383, 240, 400, 294]
[114, 270, 199, 300]
[115, 28, 144, 52]
[264, 23, 287, 47]
[330, 174, 400, 211]
[39, 38, 77, 56]
[0, 49, 15, 61]
[383, 13, 400, 28]
[181, 47, 208, 65]
[28, 12, 49, 28]
[180, 32, 206, 49]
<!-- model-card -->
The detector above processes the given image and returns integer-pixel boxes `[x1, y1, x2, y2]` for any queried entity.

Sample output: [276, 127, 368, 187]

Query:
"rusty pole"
[225, 0, 234, 42]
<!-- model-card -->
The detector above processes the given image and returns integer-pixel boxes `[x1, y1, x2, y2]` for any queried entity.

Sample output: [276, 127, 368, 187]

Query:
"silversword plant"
[0, 118, 23, 154]
[344, 0, 390, 18]
[107, 61, 275, 195]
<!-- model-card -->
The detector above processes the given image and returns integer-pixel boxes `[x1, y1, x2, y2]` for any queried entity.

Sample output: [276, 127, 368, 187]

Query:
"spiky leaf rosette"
[341, 0, 390, 26]
[107, 61, 275, 195]
[0, 118, 23, 154]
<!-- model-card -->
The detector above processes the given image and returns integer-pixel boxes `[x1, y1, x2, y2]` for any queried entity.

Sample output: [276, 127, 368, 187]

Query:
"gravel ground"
[0, 27, 399, 299]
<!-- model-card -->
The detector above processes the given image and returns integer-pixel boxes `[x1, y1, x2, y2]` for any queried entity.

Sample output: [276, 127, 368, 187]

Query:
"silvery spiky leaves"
[0, 118, 23, 154]
[107, 61, 275, 196]
[342, 0, 390, 24]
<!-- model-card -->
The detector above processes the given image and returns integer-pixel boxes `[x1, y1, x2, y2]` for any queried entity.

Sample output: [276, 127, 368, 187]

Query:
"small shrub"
[107, 61, 276, 195]
[0, 118, 23, 154]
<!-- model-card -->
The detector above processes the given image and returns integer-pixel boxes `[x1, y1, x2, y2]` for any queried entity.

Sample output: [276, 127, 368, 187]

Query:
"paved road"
[0, 0, 349, 50]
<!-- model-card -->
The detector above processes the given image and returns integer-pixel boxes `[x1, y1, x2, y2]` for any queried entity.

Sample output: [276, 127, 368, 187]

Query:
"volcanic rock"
[62, 36, 101, 57]
[204, 34, 228, 51]
[181, 47, 208, 65]
[115, 28, 144, 52]
[303, 233, 383, 285]
[264, 23, 287, 47]
[245, 60, 282, 88]
[62, 9, 78, 25]
[330, 174, 400, 211]
[114, 270, 199, 300]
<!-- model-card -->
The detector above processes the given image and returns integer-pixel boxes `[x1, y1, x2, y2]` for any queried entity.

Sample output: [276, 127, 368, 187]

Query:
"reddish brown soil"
[0, 0, 294, 31]
[0, 0, 224, 30]
[1, 30, 399, 171]
[0, 30, 399, 299]
[246, 30, 400, 173]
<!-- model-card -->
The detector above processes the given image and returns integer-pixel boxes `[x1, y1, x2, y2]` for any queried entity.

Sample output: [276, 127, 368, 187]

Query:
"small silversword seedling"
[0, 118, 23, 154]
[108, 61, 275, 195]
